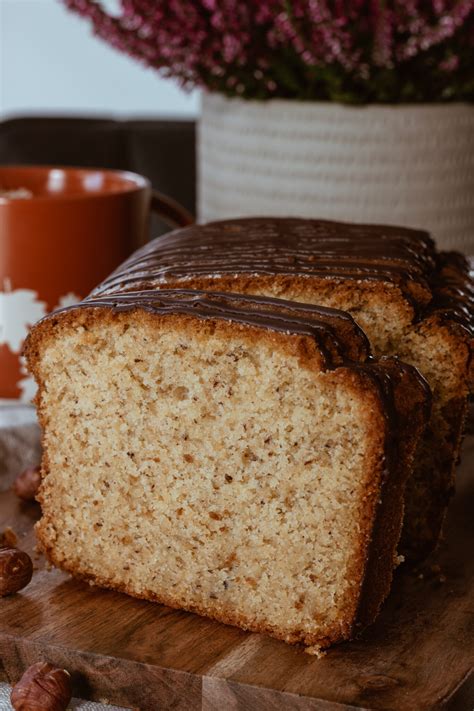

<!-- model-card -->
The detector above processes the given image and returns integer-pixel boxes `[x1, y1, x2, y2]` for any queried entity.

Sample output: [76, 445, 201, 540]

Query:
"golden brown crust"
[354, 360, 430, 628]
[34, 536, 338, 647]
[25, 305, 332, 378]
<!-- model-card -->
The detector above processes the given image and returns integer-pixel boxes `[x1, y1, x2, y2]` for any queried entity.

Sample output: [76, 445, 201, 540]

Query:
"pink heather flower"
[440, 54, 460, 69]
[60, 1, 474, 101]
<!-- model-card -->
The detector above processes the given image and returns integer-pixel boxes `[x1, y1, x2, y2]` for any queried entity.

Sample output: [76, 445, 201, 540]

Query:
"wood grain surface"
[0, 438, 473, 711]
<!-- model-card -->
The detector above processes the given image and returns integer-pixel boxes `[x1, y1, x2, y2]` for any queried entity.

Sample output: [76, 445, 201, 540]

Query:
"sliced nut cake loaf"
[26, 290, 429, 649]
[94, 219, 473, 559]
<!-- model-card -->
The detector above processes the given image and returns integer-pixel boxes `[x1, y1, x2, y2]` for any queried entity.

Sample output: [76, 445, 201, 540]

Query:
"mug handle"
[150, 190, 195, 229]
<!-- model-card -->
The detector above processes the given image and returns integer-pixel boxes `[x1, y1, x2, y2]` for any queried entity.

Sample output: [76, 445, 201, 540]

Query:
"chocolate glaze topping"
[94, 217, 436, 299]
[77, 288, 371, 367]
[430, 251, 473, 334]
[92, 218, 472, 335]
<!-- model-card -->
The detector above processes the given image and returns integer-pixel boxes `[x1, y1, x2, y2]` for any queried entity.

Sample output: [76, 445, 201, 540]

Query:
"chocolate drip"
[76, 288, 371, 367]
[355, 358, 431, 440]
[92, 217, 472, 336]
[428, 252, 474, 335]
[95, 218, 436, 300]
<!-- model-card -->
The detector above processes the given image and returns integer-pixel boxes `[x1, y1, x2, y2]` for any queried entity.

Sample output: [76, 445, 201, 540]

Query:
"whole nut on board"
[0, 527, 18, 548]
[0, 547, 33, 596]
[13, 465, 41, 501]
[10, 662, 72, 711]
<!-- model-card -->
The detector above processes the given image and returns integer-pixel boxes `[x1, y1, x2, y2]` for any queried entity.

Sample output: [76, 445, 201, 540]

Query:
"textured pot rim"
[201, 92, 474, 115]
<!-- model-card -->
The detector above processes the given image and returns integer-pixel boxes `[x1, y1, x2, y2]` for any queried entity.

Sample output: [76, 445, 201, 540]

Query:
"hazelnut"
[13, 466, 41, 501]
[0, 547, 33, 596]
[11, 662, 72, 711]
[0, 526, 18, 548]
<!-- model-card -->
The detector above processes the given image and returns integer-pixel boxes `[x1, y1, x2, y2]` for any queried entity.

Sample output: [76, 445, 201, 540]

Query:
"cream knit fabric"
[199, 94, 474, 253]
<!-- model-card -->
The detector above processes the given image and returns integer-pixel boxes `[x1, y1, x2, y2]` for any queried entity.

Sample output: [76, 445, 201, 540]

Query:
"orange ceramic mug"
[0, 165, 194, 400]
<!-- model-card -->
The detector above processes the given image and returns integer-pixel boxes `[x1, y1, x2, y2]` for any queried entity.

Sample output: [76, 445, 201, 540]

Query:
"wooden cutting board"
[0, 438, 473, 711]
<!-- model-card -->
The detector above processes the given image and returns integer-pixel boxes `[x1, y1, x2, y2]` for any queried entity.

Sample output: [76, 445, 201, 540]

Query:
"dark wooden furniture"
[0, 117, 196, 235]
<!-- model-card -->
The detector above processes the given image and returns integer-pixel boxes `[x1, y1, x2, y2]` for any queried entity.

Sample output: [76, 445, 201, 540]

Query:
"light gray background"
[0, 0, 198, 118]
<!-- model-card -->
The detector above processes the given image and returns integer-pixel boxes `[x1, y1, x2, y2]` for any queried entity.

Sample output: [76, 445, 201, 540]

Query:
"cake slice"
[25, 290, 429, 650]
[95, 219, 473, 559]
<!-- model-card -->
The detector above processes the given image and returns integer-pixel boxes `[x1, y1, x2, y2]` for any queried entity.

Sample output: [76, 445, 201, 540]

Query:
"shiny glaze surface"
[69, 288, 370, 367]
[96, 217, 435, 295]
[93, 217, 472, 335]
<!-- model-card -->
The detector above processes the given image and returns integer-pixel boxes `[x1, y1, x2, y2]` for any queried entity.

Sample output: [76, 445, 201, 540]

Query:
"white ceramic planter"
[199, 93, 474, 252]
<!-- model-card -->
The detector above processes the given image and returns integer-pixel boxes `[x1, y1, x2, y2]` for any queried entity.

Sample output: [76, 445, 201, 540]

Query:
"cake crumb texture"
[26, 305, 427, 647]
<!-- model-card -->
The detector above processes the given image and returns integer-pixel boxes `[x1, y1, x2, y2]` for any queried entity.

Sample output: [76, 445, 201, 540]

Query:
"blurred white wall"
[0, 0, 199, 118]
